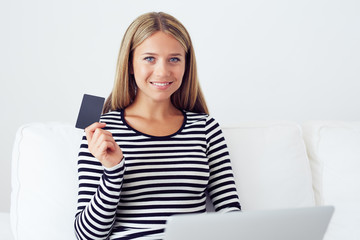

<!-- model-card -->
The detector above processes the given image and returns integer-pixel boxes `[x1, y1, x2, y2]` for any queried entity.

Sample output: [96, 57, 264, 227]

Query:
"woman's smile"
[150, 81, 173, 89]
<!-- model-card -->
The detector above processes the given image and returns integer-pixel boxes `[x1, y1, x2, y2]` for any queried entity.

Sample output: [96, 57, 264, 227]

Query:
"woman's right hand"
[85, 122, 123, 168]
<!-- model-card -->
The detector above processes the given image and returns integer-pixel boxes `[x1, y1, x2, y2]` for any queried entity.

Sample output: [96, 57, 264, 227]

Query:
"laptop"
[163, 206, 334, 240]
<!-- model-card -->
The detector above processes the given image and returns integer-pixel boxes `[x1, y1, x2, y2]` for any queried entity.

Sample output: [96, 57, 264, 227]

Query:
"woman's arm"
[205, 117, 241, 212]
[74, 123, 125, 239]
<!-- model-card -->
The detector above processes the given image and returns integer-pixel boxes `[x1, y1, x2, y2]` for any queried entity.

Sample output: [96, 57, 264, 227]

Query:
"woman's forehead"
[134, 31, 186, 56]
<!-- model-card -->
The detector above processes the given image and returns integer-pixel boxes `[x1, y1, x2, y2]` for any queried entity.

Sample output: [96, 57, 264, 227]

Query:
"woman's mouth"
[150, 81, 174, 90]
[151, 82, 172, 86]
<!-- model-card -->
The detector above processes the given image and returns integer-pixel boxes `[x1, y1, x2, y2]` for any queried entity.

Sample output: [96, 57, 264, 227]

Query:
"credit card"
[75, 94, 105, 129]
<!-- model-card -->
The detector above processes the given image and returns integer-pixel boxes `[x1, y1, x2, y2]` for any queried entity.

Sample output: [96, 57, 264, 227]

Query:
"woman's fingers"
[85, 122, 106, 143]
[96, 137, 123, 168]
[98, 139, 115, 154]
[93, 127, 112, 142]
[92, 129, 113, 150]
[93, 131, 114, 151]
[84, 122, 123, 168]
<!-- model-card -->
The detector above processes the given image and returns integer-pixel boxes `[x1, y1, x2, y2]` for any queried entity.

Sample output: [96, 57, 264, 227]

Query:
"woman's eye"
[169, 57, 180, 63]
[144, 57, 155, 62]
[170, 58, 180, 63]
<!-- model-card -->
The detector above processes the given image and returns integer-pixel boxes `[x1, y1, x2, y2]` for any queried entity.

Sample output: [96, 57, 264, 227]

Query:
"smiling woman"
[131, 31, 186, 104]
[102, 12, 208, 115]
[74, 12, 241, 240]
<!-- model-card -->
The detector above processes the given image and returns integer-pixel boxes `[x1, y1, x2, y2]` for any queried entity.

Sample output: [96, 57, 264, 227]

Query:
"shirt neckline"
[120, 109, 187, 139]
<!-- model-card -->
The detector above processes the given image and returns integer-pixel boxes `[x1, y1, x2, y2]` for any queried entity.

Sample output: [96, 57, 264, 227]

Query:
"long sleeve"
[205, 116, 241, 212]
[74, 133, 125, 240]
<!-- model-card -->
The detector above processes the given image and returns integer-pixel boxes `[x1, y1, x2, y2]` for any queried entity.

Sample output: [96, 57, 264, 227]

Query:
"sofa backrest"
[10, 121, 315, 240]
[222, 122, 315, 210]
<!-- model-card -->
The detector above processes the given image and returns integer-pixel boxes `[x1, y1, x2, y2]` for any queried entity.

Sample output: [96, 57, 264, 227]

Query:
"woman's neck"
[125, 96, 181, 120]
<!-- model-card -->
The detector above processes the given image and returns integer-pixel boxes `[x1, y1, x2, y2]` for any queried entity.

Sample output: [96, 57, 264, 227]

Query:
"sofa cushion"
[302, 121, 360, 240]
[222, 122, 315, 210]
[11, 123, 83, 240]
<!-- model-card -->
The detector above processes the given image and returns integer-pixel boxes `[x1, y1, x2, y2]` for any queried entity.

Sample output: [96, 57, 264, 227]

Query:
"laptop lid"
[164, 206, 334, 240]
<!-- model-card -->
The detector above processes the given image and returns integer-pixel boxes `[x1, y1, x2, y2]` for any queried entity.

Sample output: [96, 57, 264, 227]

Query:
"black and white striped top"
[74, 110, 241, 240]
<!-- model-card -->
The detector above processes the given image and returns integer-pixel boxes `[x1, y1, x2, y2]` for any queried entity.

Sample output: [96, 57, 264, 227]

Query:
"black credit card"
[75, 94, 105, 129]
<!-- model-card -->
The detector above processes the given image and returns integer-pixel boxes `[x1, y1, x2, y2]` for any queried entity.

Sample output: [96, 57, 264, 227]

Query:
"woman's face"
[132, 31, 186, 104]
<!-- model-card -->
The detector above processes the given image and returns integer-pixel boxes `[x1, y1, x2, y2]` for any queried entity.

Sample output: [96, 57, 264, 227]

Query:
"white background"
[1, 0, 359, 212]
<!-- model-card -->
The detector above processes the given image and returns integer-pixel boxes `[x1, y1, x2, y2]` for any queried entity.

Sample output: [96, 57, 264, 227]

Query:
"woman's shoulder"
[184, 111, 218, 125]
[184, 110, 207, 119]
[100, 109, 122, 123]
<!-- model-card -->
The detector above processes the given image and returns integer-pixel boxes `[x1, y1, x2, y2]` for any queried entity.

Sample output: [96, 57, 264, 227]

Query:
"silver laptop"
[164, 206, 334, 240]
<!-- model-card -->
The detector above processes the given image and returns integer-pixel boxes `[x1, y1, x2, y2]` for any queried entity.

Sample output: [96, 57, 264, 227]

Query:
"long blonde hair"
[103, 12, 209, 114]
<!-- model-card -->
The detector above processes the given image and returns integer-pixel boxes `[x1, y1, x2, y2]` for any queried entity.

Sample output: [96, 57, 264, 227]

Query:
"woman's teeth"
[152, 82, 171, 86]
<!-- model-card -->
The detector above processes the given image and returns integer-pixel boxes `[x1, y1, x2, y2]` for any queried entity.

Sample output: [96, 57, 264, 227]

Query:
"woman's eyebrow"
[141, 52, 184, 56]
[169, 53, 184, 57]
[141, 52, 158, 56]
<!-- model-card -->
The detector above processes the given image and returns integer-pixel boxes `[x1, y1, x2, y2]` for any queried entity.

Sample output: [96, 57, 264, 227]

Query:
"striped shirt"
[74, 110, 241, 240]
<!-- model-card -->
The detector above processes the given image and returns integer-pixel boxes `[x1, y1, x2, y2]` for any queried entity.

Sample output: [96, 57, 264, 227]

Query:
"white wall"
[1, 0, 359, 212]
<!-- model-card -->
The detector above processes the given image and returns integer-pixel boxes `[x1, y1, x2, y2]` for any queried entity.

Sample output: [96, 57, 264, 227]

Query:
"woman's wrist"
[102, 155, 124, 169]
[103, 156, 124, 171]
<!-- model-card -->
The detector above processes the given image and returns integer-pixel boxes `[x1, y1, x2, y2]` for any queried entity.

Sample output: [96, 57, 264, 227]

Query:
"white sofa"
[1, 121, 359, 239]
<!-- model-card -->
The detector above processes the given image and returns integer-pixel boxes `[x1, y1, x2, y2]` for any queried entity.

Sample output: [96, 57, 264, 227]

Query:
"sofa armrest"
[302, 121, 360, 240]
[11, 123, 83, 239]
[0, 212, 14, 240]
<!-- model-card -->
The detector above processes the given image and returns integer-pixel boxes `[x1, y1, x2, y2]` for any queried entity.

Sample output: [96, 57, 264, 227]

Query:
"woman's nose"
[155, 60, 170, 77]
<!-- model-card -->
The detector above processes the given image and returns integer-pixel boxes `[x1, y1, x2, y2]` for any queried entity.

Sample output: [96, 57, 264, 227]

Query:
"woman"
[74, 12, 241, 240]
